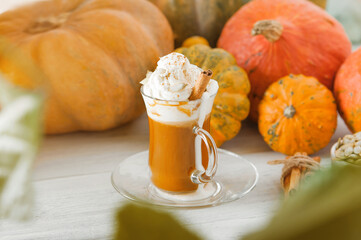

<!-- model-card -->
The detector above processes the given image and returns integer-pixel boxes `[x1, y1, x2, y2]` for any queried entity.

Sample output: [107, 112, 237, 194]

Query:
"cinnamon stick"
[284, 153, 321, 197]
[287, 167, 301, 196]
[268, 152, 321, 197]
[189, 69, 213, 100]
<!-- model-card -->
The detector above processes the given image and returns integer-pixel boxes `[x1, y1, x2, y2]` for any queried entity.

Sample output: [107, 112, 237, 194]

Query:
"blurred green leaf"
[114, 204, 202, 240]
[243, 165, 361, 240]
[0, 76, 43, 220]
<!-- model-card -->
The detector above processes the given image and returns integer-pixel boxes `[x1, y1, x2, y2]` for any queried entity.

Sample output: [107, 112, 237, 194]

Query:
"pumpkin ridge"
[70, 0, 94, 13]
[264, 116, 283, 149]
[79, 8, 165, 58]
[91, 0, 172, 55]
[68, 8, 164, 106]
[202, 48, 237, 76]
[301, 113, 335, 141]
[214, 93, 250, 121]
[45, 25, 133, 128]
[39, 30, 125, 129]
[297, 93, 334, 109]
[21, 0, 86, 35]
[194, 45, 211, 69]
[0, 37, 79, 133]
[24, 35, 81, 130]
[201, 49, 219, 70]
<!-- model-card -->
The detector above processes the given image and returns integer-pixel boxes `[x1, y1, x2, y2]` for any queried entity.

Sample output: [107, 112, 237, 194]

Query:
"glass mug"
[141, 87, 218, 193]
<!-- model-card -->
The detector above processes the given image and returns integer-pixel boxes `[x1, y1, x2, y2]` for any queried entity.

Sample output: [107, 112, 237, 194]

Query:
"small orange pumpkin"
[258, 75, 337, 155]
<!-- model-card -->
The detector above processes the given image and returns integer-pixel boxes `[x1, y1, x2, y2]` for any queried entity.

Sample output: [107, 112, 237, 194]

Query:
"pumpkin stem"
[252, 20, 283, 42]
[284, 105, 296, 118]
[25, 13, 70, 34]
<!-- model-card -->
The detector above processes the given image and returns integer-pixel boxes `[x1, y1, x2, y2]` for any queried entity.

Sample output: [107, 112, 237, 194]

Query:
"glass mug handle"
[191, 126, 218, 184]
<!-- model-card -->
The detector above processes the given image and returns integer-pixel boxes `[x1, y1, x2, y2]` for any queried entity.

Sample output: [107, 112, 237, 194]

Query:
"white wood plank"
[1, 114, 345, 240]
[33, 114, 150, 181]
[1, 156, 281, 240]
[2, 173, 118, 240]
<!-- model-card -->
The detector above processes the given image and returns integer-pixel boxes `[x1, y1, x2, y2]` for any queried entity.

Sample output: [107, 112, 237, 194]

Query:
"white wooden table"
[0, 1, 354, 239]
[1, 113, 350, 240]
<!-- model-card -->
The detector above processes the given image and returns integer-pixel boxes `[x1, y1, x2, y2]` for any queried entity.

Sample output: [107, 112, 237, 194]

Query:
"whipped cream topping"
[141, 53, 217, 101]
[141, 52, 219, 125]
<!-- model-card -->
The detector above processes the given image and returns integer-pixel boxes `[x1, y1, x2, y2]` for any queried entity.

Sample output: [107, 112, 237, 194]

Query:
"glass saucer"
[111, 149, 259, 208]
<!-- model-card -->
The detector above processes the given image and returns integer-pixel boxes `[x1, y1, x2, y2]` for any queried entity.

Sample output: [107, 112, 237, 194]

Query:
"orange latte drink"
[148, 113, 211, 192]
[141, 53, 219, 193]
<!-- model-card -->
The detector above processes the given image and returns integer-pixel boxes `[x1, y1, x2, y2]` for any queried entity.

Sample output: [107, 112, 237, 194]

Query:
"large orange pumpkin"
[334, 47, 361, 133]
[258, 75, 337, 155]
[218, 0, 351, 121]
[0, 0, 173, 134]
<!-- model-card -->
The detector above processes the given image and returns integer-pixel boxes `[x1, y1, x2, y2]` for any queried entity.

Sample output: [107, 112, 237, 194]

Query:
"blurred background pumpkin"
[176, 37, 251, 147]
[148, 0, 327, 48]
[218, 0, 351, 121]
[0, 0, 173, 134]
[334, 47, 361, 133]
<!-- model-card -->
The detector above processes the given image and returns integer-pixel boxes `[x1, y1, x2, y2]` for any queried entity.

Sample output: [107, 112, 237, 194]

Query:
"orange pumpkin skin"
[0, 0, 173, 134]
[218, 0, 351, 121]
[259, 75, 337, 155]
[334, 48, 361, 133]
